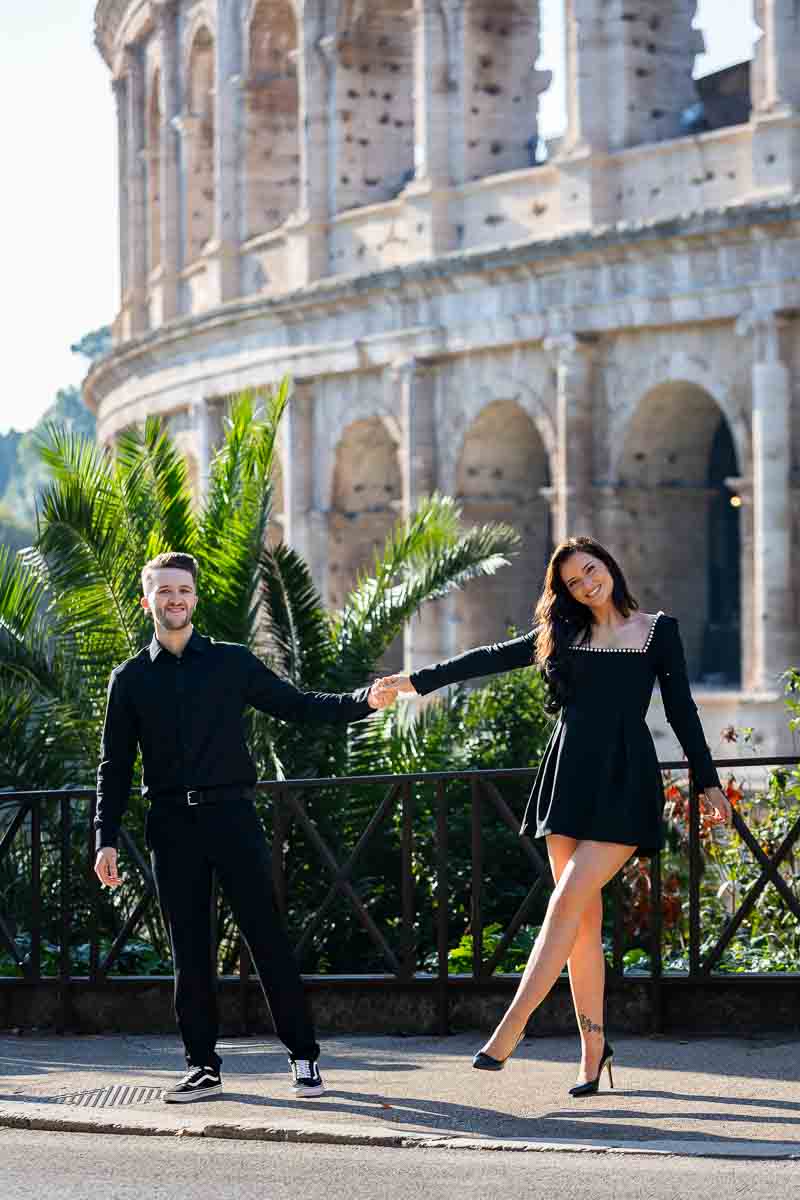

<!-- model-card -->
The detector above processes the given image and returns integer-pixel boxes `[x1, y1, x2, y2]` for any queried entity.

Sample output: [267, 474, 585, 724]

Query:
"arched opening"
[455, 400, 551, 649]
[335, 1, 414, 212]
[328, 417, 402, 612]
[464, 0, 541, 179]
[616, 382, 741, 683]
[245, 1, 300, 239]
[147, 71, 162, 273]
[186, 27, 215, 264]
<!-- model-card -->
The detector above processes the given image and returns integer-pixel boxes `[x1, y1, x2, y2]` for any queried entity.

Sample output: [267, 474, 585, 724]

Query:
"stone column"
[124, 46, 148, 335]
[402, 0, 457, 258]
[283, 382, 316, 566]
[558, 1, 702, 229]
[285, 22, 332, 288]
[191, 397, 210, 502]
[387, 358, 445, 672]
[544, 333, 597, 544]
[154, 0, 181, 322]
[207, 0, 244, 304]
[736, 310, 796, 691]
[751, 0, 800, 115]
[749, 1, 800, 193]
[112, 75, 130, 341]
[725, 474, 754, 691]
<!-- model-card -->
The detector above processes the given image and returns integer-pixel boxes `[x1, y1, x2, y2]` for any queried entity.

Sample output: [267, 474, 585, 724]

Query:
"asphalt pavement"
[1, 1032, 799, 1160]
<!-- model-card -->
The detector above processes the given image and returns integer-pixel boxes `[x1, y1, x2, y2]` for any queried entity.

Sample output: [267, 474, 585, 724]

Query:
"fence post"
[30, 800, 41, 981]
[435, 780, 449, 1035]
[688, 770, 701, 977]
[58, 794, 72, 1033]
[88, 793, 100, 983]
[401, 781, 415, 980]
[471, 779, 483, 979]
[649, 849, 663, 1034]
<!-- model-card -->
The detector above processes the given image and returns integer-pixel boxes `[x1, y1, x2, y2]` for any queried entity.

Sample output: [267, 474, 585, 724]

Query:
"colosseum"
[85, 1, 800, 755]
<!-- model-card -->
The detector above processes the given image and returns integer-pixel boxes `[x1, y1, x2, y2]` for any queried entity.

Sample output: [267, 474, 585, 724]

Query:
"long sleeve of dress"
[409, 631, 536, 697]
[655, 617, 721, 791]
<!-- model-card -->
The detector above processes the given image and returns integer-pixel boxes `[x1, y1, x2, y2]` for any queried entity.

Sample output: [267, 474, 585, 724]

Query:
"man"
[95, 551, 388, 1103]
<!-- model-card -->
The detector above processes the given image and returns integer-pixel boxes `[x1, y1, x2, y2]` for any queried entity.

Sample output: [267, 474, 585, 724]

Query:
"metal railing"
[1, 756, 799, 1035]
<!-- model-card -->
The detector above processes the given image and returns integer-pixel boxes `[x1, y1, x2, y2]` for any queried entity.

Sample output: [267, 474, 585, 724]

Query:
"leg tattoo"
[578, 1012, 604, 1036]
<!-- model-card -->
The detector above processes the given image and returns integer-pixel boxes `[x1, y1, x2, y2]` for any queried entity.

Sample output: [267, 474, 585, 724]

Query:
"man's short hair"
[141, 552, 199, 594]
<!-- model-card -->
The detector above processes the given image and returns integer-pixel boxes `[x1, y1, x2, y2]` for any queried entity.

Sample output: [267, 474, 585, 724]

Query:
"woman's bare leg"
[547, 835, 607, 1083]
[480, 839, 634, 1062]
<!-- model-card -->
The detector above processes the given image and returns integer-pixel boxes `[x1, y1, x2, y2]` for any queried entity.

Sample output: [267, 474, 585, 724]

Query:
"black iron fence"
[1, 756, 799, 1036]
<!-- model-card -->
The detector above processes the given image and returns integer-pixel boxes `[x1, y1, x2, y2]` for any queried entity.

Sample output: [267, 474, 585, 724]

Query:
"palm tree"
[0, 379, 520, 973]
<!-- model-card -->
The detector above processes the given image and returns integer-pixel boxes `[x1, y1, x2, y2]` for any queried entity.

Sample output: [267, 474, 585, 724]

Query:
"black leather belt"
[154, 786, 255, 808]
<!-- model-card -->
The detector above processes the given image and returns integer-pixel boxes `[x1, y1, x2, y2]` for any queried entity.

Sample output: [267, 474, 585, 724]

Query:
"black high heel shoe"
[568, 1041, 615, 1097]
[472, 1030, 525, 1072]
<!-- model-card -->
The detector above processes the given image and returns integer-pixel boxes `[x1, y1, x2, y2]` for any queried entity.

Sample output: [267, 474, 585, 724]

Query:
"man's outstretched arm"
[94, 671, 138, 888]
[245, 654, 384, 724]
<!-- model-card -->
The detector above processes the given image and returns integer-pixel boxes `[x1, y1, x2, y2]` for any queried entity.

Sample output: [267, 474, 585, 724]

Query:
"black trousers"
[147, 796, 319, 1070]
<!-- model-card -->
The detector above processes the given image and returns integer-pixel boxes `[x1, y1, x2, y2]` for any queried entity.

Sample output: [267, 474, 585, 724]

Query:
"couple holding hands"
[95, 538, 730, 1103]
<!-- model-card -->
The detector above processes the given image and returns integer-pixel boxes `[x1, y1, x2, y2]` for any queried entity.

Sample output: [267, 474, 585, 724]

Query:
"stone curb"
[1, 1104, 798, 1160]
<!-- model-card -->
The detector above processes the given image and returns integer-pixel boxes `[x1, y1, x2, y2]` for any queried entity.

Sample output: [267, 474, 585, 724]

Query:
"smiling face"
[141, 567, 198, 633]
[559, 551, 615, 612]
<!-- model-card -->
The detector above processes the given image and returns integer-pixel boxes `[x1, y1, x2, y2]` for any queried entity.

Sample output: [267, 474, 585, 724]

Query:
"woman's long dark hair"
[534, 536, 639, 711]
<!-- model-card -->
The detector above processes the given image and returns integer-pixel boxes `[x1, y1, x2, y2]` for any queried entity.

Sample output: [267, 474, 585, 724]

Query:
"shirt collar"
[148, 629, 208, 662]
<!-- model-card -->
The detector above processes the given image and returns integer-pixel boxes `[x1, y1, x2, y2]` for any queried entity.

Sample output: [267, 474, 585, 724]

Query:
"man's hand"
[94, 847, 122, 889]
[700, 786, 733, 827]
[368, 674, 418, 710]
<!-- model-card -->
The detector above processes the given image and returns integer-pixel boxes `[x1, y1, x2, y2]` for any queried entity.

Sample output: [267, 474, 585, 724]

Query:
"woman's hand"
[700, 786, 733, 827]
[368, 674, 418, 710]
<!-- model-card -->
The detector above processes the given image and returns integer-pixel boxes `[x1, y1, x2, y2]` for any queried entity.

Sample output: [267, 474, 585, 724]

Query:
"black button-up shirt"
[95, 630, 373, 851]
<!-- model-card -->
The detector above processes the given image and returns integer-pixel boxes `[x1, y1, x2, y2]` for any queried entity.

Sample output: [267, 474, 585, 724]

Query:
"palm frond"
[114, 418, 198, 558]
[259, 540, 334, 686]
[197, 381, 291, 645]
[333, 494, 520, 682]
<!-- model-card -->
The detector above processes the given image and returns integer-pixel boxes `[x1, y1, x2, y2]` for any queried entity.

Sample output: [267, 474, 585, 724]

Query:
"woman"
[373, 536, 731, 1096]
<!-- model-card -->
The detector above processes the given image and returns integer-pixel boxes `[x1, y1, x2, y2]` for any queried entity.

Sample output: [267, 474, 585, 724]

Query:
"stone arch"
[185, 26, 216, 264]
[244, 0, 300, 239]
[334, 1, 415, 212]
[615, 381, 742, 683]
[609, 350, 749, 480]
[463, 0, 542, 180]
[327, 416, 402, 611]
[147, 69, 162, 274]
[454, 400, 551, 650]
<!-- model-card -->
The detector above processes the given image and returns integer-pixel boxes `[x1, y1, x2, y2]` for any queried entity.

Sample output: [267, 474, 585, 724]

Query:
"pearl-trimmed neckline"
[570, 611, 664, 654]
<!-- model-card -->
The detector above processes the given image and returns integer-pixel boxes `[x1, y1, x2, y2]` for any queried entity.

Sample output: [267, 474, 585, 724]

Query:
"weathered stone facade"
[87, 1, 800, 755]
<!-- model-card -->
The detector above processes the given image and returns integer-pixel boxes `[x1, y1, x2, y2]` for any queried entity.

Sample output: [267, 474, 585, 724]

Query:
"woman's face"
[559, 552, 614, 612]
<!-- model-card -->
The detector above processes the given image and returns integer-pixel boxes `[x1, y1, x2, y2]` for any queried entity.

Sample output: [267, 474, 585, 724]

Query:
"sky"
[1, 0, 760, 435]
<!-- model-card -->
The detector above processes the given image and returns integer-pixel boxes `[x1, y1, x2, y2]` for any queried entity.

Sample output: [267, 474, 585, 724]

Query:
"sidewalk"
[1, 1032, 799, 1159]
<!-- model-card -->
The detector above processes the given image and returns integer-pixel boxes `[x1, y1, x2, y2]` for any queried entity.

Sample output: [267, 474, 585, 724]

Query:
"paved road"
[1, 1128, 799, 1200]
[3, 1032, 800, 1156]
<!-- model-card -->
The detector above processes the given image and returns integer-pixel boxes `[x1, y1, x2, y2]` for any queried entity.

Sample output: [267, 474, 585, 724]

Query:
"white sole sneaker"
[291, 1082, 326, 1098]
[163, 1082, 223, 1103]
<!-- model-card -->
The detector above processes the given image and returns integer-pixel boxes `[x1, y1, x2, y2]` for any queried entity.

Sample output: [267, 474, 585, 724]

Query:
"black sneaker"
[163, 1065, 222, 1103]
[290, 1058, 325, 1098]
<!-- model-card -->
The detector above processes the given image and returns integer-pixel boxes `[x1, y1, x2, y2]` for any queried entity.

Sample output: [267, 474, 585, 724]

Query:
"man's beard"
[154, 603, 192, 631]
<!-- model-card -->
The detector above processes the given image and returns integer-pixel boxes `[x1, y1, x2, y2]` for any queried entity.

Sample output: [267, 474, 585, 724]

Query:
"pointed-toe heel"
[568, 1041, 615, 1098]
[472, 1030, 525, 1072]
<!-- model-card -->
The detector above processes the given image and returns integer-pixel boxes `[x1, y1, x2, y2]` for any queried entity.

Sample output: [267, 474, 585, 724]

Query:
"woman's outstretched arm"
[372, 631, 535, 704]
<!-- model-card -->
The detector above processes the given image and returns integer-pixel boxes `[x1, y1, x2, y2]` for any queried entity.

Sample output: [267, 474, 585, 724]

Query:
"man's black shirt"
[95, 630, 373, 851]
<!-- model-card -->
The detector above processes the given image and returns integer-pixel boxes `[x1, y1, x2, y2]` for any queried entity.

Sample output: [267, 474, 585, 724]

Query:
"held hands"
[367, 674, 418, 711]
[699, 786, 733, 827]
[94, 847, 122, 889]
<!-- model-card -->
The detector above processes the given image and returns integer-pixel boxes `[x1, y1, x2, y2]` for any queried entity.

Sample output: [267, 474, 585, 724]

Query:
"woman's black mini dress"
[409, 612, 721, 855]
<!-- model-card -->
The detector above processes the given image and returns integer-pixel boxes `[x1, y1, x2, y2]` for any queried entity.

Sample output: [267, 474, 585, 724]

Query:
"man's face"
[141, 568, 198, 632]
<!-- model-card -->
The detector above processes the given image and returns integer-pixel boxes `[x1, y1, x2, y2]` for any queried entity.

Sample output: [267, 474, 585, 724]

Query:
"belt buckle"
[186, 790, 201, 807]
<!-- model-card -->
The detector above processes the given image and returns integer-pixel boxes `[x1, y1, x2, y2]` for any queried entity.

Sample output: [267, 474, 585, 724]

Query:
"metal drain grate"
[52, 1085, 164, 1108]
